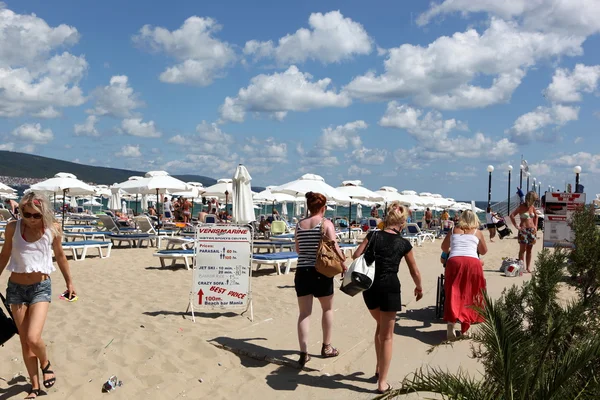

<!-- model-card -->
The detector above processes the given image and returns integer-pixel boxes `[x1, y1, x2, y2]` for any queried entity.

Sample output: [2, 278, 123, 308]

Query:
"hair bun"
[305, 191, 313, 200]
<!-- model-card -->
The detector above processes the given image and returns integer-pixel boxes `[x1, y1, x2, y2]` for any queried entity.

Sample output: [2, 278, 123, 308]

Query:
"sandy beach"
[0, 232, 541, 400]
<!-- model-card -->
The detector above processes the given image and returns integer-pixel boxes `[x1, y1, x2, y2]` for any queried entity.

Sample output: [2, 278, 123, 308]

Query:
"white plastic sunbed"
[153, 249, 195, 270]
[61, 240, 112, 261]
[253, 251, 298, 275]
[107, 233, 156, 248]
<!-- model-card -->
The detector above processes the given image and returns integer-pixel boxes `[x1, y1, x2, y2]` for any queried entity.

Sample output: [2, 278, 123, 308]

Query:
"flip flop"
[321, 343, 339, 358]
[377, 383, 392, 394]
[25, 389, 40, 399]
[298, 352, 311, 367]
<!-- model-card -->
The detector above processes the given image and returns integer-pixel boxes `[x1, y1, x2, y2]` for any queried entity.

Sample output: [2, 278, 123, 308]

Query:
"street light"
[574, 165, 582, 192]
[538, 181, 542, 202]
[224, 190, 229, 219]
[526, 172, 531, 192]
[507, 165, 513, 215]
[519, 164, 524, 189]
[487, 165, 494, 209]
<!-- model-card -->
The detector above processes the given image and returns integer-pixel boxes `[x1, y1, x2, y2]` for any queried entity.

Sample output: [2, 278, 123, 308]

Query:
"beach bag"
[341, 232, 377, 296]
[499, 257, 519, 273]
[0, 293, 18, 346]
[502, 259, 523, 277]
[315, 219, 344, 278]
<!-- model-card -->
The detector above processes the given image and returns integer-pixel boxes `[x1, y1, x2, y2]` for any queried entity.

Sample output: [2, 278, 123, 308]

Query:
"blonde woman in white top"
[0, 192, 76, 399]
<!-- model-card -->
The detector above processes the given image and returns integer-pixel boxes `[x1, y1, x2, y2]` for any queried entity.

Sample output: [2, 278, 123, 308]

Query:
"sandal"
[298, 352, 311, 367]
[41, 360, 56, 389]
[321, 343, 339, 358]
[25, 389, 40, 399]
[377, 383, 392, 394]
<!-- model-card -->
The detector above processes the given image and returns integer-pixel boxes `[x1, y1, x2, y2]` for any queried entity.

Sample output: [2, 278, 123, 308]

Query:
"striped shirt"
[295, 219, 323, 268]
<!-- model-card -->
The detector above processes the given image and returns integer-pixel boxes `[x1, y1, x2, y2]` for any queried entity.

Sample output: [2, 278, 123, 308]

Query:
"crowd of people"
[292, 190, 541, 394]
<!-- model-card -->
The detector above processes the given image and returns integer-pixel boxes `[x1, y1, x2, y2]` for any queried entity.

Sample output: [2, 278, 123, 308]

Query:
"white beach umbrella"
[203, 179, 233, 201]
[271, 174, 351, 203]
[374, 186, 403, 203]
[399, 190, 426, 207]
[232, 165, 255, 224]
[69, 196, 78, 209]
[30, 172, 95, 228]
[82, 199, 102, 207]
[140, 193, 149, 212]
[337, 181, 384, 202]
[356, 204, 363, 219]
[0, 182, 16, 194]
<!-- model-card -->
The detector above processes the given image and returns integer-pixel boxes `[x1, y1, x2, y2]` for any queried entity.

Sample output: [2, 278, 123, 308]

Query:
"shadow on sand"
[0, 375, 37, 400]
[395, 306, 447, 346]
[209, 336, 375, 394]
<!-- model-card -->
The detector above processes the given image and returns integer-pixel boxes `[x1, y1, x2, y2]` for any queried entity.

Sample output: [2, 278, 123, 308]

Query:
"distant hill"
[0, 151, 218, 187]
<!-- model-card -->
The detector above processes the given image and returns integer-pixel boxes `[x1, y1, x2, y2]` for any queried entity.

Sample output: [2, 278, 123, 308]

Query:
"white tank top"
[448, 229, 479, 259]
[6, 221, 56, 274]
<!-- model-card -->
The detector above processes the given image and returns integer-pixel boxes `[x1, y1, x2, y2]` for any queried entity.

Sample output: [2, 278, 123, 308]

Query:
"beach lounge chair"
[133, 215, 178, 236]
[252, 241, 295, 253]
[406, 223, 436, 243]
[339, 243, 358, 259]
[63, 231, 108, 242]
[98, 215, 138, 234]
[269, 233, 295, 242]
[367, 218, 379, 232]
[270, 220, 287, 236]
[253, 251, 298, 275]
[60, 240, 112, 261]
[0, 209, 15, 221]
[153, 249, 195, 270]
[106, 233, 156, 248]
[204, 214, 218, 224]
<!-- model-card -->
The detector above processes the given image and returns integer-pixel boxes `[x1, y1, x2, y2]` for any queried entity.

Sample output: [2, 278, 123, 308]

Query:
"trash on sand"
[102, 375, 123, 392]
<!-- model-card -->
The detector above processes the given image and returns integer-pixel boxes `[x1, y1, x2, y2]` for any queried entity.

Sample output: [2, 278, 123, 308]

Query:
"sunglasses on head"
[22, 212, 43, 219]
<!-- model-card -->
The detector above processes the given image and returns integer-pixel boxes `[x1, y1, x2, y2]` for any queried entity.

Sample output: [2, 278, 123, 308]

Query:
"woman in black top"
[353, 202, 423, 394]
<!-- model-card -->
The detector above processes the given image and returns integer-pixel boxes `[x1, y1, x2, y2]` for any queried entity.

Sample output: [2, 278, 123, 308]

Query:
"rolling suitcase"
[435, 273, 445, 319]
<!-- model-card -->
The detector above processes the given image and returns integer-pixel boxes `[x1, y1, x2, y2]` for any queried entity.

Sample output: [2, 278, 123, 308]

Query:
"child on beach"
[0, 192, 76, 399]
[353, 202, 423, 394]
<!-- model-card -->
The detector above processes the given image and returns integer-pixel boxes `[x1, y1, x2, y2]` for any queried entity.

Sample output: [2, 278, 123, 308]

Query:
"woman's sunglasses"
[22, 212, 43, 219]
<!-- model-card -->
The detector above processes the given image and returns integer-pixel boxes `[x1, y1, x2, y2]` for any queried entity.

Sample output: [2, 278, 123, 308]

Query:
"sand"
[0, 231, 541, 400]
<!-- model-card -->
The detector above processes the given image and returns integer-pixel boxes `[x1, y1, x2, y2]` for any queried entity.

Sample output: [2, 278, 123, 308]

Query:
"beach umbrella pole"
[61, 189, 67, 230]
[136, 194, 139, 215]
[348, 200, 352, 239]
[156, 188, 160, 236]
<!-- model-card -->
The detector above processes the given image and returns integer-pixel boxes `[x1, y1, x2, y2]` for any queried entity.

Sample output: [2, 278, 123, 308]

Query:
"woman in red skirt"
[441, 210, 487, 339]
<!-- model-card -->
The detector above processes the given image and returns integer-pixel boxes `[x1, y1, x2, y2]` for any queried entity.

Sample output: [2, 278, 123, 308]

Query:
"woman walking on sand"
[0, 193, 76, 399]
[509, 191, 539, 273]
[294, 191, 346, 367]
[353, 202, 423, 394]
[441, 210, 487, 340]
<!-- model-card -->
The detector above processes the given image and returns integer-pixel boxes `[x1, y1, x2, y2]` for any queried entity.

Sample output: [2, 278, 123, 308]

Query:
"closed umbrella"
[232, 165, 255, 224]
[357, 204, 363, 219]
[108, 184, 123, 210]
[69, 196, 78, 209]
[30, 172, 95, 228]
[281, 201, 288, 220]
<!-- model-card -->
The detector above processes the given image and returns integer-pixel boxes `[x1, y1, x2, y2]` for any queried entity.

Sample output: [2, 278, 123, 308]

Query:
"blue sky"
[1, 0, 600, 201]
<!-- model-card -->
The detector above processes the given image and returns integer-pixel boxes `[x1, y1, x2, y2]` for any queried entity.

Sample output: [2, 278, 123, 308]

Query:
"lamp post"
[224, 190, 229, 219]
[532, 177, 536, 193]
[574, 165, 582, 192]
[519, 164, 524, 189]
[507, 165, 512, 216]
[487, 165, 494, 209]
[526, 172, 531, 192]
[538, 181, 541, 203]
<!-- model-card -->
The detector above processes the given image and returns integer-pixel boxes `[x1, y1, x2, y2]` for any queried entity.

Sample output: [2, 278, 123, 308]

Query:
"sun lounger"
[406, 223, 435, 244]
[253, 251, 298, 275]
[98, 215, 139, 234]
[253, 241, 295, 253]
[158, 236, 195, 250]
[62, 225, 98, 232]
[339, 243, 358, 258]
[61, 240, 112, 261]
[133, 215, 178, 236]
[269, 233, 295, 242]
[153, 249, 195, 270]
[106, 233, 156, 248]
[63, 231, 108, 242]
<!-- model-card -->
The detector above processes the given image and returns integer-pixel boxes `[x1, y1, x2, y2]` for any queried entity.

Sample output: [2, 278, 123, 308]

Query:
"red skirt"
[443, 256, 486, 333]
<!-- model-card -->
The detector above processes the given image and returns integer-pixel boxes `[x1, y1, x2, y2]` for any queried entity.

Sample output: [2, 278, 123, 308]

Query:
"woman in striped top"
[294, 191, 346, 367]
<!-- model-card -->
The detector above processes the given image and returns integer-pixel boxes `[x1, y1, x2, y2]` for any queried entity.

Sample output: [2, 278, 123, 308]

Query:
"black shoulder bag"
[0, 292, 18, 346]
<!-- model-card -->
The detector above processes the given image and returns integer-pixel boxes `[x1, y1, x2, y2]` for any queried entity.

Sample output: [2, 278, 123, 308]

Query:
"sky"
[1, 0, 599, 201]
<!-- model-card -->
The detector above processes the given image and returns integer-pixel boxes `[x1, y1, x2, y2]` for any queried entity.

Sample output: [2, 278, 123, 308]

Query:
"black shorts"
[294, 268, 334, 298]
[362, 276, 402, 312]
[487, 223, 496, 229]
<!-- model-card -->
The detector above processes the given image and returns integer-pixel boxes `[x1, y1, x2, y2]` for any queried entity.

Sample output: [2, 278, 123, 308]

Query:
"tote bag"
[315, 219, 344, 278]
[340, 232, 377, 296]
[0, 293, 18, 346]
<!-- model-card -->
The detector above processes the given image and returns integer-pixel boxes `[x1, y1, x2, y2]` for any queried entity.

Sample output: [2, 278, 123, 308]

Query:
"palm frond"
[396, 367, 494, 400]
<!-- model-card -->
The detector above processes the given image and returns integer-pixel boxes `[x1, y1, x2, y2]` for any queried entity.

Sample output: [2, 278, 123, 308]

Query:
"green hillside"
[0, 151, 218, 186]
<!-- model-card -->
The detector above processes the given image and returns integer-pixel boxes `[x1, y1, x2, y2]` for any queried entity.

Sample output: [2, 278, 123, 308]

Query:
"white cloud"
[0, 142, 15, 151]
[220, 66, 351, 122]
[163, 153, 239, 175]
[32, 106, 61, 119]
[11, 123, 53, 144]
[544, 64, 600, 103]
[349, 147, 387, 165]
[242, 138, 289, 173]
[319, 120, 366, 150]
[507, 104, 579, 143]
[380, 102, 517, 160]
[74, 115, 99, 137]
[244, 11, 372, 64]
[116, 144, 142, 158]
[195, 121, 233, 143]
[550, 152, 600, 174]
[348, 165, 372, 176]
[417, 0, 600, 37]
[168, 121, 234, 154]
[87, 75, 144, 118]
[529, 162, 552, 176]
[343, 19, 583, 109]
[133, 16, 235, 85]
[574, 136, 583, 144]
[121, 118, 162, 138]
[0, 5, 86, 117]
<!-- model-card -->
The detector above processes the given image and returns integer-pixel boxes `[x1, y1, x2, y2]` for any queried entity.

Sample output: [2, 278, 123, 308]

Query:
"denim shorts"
[6, 278, 52, 306]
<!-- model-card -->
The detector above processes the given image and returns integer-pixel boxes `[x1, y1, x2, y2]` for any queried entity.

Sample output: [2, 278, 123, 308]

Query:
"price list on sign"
[190, 225, 253, 317]
[543, 192, 586, 249]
